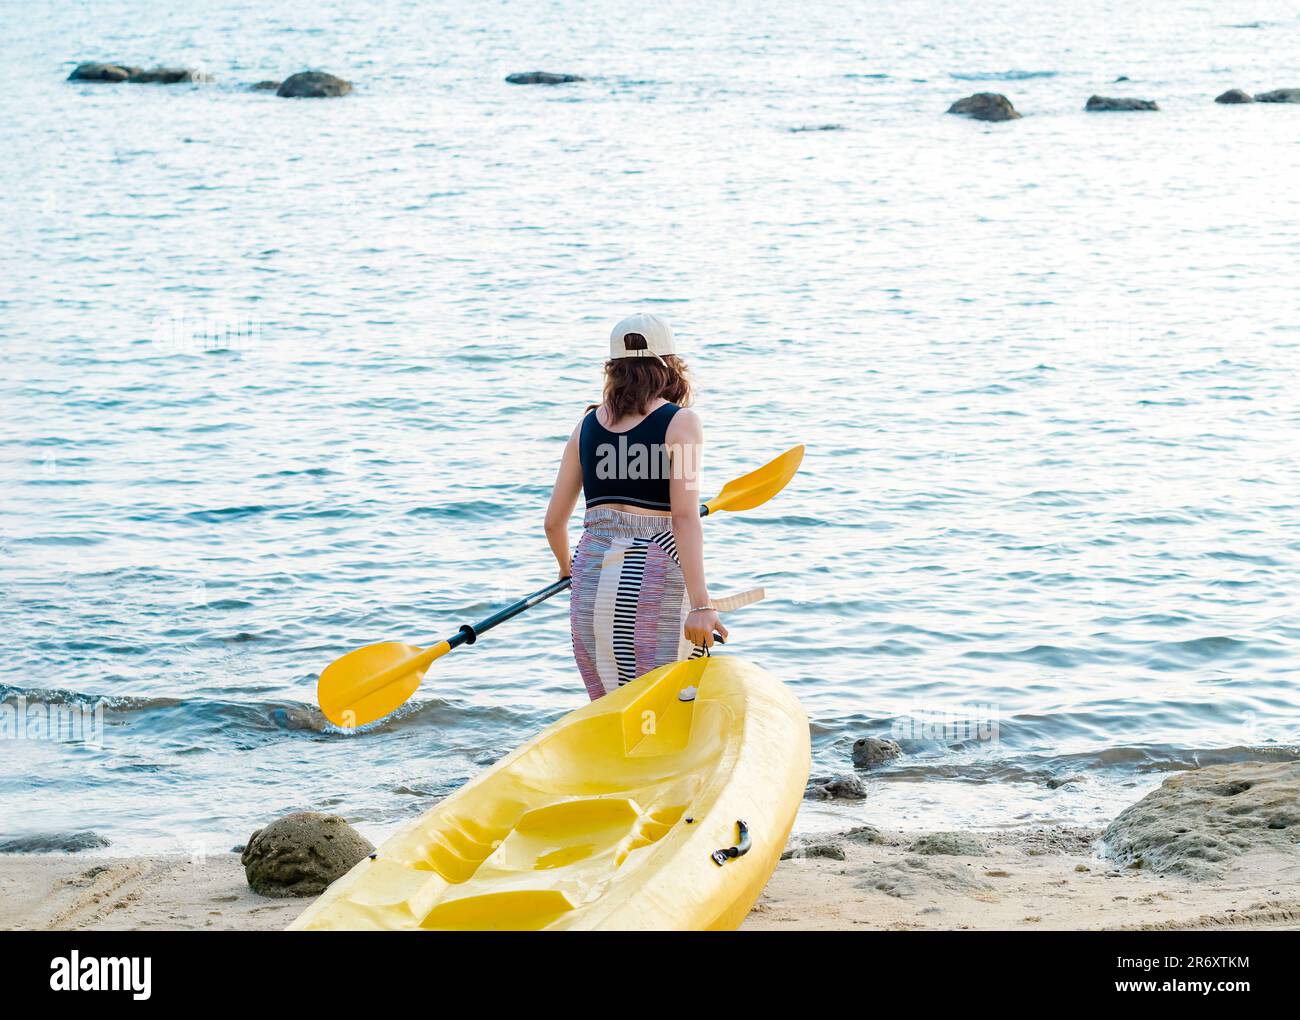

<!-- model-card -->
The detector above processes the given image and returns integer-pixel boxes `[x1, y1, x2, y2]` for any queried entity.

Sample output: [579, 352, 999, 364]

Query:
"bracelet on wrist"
[689, 605, 714, 613]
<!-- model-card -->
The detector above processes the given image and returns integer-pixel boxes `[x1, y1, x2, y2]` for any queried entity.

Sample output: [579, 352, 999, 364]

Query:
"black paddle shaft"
[449, 576, 573, 650]
[447, 505, 710, 650]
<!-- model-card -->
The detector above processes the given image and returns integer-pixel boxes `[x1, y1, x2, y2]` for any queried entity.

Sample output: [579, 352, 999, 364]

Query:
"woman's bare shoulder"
[666, 405, 702, 441]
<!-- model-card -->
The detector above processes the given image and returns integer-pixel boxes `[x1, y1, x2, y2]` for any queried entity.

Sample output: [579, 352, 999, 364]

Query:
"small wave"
[406, 500, 508, 521]
[962, 644, 1092, 668]
[185, 505, 273, 522]
[950, 70, 1060, 81]
[0, 684, 323, 732]
[0, 831, 110, 854]
[0, 686, 182, 712]
[0, 682, 547, 741]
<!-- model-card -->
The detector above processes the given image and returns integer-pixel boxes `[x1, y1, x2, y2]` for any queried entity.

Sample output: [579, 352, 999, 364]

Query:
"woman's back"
[579, 400, 681, 514]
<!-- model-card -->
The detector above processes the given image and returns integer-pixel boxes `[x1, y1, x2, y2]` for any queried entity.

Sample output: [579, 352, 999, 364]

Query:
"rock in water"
[1102, 761, 1300, 880]
[277, 71, 353, 98]
[250, 80, 281, 91]
[804, 773, 868, 801]
[947, 92, 1021, 121]
[241, 812, 373, 897]
[67, 62, 141, 82]
[852, 736, 902, 767]
[1085, 95, 1159, 111]
[505, 71, 585, 85]
[128, 67, 211, 84]
[1255, 88, 1300, 103]
[1215, 88, 1254, 104]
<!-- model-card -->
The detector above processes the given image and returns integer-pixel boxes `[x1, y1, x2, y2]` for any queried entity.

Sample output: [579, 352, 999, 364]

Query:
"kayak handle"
[711, 820, 750, 866]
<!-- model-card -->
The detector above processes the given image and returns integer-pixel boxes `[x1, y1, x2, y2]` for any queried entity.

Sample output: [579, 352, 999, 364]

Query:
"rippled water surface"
[3, 1, 1299, 852]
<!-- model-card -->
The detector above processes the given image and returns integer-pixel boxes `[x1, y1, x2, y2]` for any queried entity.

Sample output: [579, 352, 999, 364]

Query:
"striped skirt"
[569, 507, 703, 701]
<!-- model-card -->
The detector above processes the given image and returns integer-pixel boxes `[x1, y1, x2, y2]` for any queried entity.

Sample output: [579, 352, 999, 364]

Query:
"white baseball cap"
[609, 313, 676, 363]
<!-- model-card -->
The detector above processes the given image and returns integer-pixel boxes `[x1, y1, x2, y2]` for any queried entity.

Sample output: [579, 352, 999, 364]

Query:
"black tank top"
[579, 403, 681, 511]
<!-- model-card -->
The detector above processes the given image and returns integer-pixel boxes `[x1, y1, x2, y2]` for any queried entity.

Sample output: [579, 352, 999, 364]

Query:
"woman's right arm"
[668, 409, 727, 648]
[544, 424, 584, 578]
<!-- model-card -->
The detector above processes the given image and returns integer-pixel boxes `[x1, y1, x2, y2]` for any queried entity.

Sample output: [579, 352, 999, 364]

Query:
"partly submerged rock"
[805, 773, 868, 801]
[67, 62, 141, 83]
[1102, 761, 1300, 880]
[241, 811, 372, 897]
[908, 831, 988, 856]
[505, 70, 585, 85]
[1086, 95, 1159, 111]
[276, 71, 353, 98]
[128, 67, 210, 84]
[788, 123, 845, 133]
[0, 830, 110, 853]
[1255, 88, 1300, 103]
[947, 92, 1021, 121]
[1215, 88, 1254, 104]
[852, 736, 902, 768]
[250, 80, 281, 91]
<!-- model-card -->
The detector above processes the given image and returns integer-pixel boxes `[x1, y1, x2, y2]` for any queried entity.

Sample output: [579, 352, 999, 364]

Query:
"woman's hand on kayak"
[685, 609, 727, 648]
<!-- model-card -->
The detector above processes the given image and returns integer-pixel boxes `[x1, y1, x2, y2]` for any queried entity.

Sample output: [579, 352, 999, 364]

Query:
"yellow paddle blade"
[704, 445, 804, 515]
[317, 639, 451, 729]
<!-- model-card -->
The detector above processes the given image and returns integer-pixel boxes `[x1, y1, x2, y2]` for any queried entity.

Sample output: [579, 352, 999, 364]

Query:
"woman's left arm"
[545, 424, 583, 578]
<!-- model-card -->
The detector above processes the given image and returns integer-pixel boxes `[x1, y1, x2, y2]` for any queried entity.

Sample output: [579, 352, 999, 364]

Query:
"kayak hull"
[289, 655, 809, 931]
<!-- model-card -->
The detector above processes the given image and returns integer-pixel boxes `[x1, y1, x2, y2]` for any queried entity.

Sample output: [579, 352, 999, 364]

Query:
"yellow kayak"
[290, 655, 809, 931]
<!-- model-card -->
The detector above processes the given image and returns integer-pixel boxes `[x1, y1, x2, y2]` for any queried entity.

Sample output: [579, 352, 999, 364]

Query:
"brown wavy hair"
[597, 355, 693, 421]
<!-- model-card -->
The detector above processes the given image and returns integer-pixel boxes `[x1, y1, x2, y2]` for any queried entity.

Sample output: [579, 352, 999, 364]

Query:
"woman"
[545, 313, 729, 700]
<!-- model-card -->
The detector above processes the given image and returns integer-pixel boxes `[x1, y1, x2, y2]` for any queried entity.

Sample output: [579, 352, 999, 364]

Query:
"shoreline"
[4, 822, 1296, 932]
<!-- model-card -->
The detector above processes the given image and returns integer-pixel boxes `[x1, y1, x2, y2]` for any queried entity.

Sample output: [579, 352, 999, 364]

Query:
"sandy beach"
[5, 826, 1295, 932]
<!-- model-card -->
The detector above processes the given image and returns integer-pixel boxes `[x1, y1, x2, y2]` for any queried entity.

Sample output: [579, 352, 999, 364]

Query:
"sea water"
[2, 0, 1298, 853]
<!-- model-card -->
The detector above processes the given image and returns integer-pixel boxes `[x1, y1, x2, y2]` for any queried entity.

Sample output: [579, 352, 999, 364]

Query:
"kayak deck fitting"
[290, 656, 809, 931]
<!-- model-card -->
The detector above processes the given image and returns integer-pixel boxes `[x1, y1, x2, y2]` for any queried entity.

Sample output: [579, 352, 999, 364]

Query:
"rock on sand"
[241, 812, 372, 897]
[1102, 761, 1300, 880]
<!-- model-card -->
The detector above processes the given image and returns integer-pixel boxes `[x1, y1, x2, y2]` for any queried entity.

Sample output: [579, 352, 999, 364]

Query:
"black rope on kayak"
[711, 820, 751, 866]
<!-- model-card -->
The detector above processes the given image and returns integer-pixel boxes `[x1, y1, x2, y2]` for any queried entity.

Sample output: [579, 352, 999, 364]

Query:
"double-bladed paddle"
[317, 444, 804, 728]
